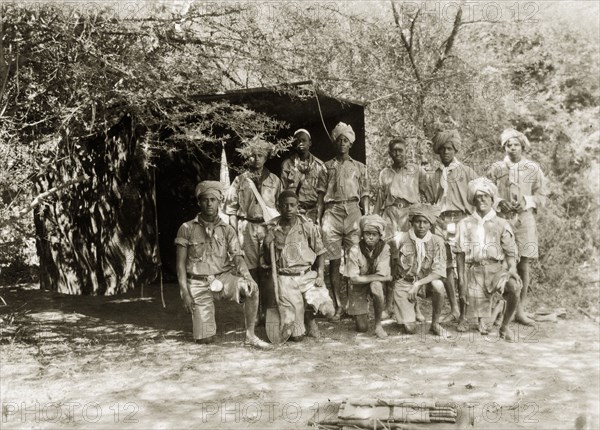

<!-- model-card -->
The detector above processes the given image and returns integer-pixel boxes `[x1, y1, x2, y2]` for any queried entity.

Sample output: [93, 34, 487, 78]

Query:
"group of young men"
[175, 122, 546, 350]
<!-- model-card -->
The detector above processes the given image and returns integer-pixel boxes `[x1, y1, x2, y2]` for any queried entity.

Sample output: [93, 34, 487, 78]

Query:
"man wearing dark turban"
[175, 181, 271, 349]
[391, 204, 447, 335]
[487, 128, 546, 326]
[453, 178, 521, 341]
[345, 215, 392, 338]
[316, 122, 370, 321]
[420, 129, 478, 327]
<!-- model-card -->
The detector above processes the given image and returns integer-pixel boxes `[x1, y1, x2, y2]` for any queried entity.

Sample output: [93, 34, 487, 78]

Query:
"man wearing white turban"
[175, 181, 271, 349]
[487, 128, 546, 326]
[453, 177, 521, 341]
[316, 122, 370, 321]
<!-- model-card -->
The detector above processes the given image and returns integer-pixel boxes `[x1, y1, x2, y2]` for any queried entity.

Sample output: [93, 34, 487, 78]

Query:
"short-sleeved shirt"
[223, 170, 282, 219]
[346, 242, 391, 278]
[317, 157, 369, 203]
[175, 215, 243, 276]
[453, 212, 517, 263]
[487, 157, 546, 211]
[395, 232, 446, 280]
[281, 153, 326, 205]
[377, 164, 424, 208]
[420, 160, 477, 213]
[264, 215, 325, 271]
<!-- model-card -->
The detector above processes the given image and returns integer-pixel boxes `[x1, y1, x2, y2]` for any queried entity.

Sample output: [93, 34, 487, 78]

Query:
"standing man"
[317, 122, 370, 321]
[175, 181, 271, 349]
[345, 215, 392, 338]
[281, 128, 326, 223]
[420, 129, 477, 325]
[487, 128, 546, 326]
[454, 178, 521, 341]
[224, 136, 283, 319]
[374, 137, 426, 320]
[391, 204, 447, 335]
[263, 190, 333, 341]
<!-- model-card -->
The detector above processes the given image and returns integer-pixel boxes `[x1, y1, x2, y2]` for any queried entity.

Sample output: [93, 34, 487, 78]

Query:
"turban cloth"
[195, 181, 225, 200]
[467, 177, 499, 205]
[293, 128, 311, 139]
[331, 122, 356, 144]
[408, 204, 440, 225]
[359, 214, 387, 236]
[500, 128, 531, 150]
[432, 129, 461, 154]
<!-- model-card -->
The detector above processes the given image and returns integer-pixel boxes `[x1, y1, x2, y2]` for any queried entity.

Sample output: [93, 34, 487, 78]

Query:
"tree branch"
[431, 3, 463, 78]
[0, 175, 89, 228]
[390, 1, 422, 85]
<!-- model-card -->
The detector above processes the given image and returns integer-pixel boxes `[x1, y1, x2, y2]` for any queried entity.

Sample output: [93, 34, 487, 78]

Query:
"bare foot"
[457, 319, 469, 332]
[415, 306, 425, 322]
[441, 311, 460, 323]
[244, 335, 274, 350]
[375, 325, 388, 339]
[307, 319, 320, 339]
[499, 326, 515, 342]
[478, 319, 489, 335]
[429, 323, 442, 336]
[514, 313, 535, 326]
[404, 322, 417, 334]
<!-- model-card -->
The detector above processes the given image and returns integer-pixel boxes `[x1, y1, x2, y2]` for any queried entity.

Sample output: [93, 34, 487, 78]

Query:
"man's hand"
[507, 265, 519, 279]
[315, 276, 325, 288]
[408, 282, 421, 303]
[182, 291, 195, 313]
[498, 200, 513, 213]
[511, 199, 524, 212]
[246, 278, 258, 296]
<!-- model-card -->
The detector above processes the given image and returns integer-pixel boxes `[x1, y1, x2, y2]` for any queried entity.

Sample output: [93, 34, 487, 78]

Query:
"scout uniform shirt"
[420, 160, 477, 214]
[174, 215, 243, 276]
[224, 169, 282, 220]
[317, 157, 370, 203]
[281, 153, 326, 208]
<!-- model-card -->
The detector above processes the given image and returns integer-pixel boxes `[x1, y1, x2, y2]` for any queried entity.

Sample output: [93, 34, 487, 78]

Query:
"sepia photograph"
[0, 0, 599, 428]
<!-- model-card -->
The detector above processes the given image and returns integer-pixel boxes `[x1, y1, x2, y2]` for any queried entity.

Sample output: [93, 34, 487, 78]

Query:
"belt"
[187, 273, 214, 281]
[238, 216, 264, 223]
[299, 202, 317, 210]
[467, 259, 502, 267]
[401, 275, 416, 283]
[325, 198, 359, 206]
[277, 268, 310, 277]
[440, 210, 466, 219]
[385, 199, 410, 209]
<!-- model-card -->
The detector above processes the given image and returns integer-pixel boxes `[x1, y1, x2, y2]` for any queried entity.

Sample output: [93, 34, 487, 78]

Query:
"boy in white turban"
[453, 177, 521, 341]
[316, 122, 370, 321]
[487, 128, 546, 326]
[175, 181, 271, 349]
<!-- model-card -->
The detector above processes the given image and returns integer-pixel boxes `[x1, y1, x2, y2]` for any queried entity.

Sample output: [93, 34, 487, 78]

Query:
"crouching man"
[391, 204, 447, 335]
[263, 191, 334, 341]
[175, 181, 271, 349]
[454, 178, 521, 341]
[345, 215, 392, 338]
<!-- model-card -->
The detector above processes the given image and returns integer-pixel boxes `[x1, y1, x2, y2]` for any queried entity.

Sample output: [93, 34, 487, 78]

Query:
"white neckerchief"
[440, 158, 460, 210]
[471, 209, 497, 260]
[409, 229, 432, 274]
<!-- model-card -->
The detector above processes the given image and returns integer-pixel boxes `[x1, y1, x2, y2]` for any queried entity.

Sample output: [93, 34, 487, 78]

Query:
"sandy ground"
[0, 282, 599, 430]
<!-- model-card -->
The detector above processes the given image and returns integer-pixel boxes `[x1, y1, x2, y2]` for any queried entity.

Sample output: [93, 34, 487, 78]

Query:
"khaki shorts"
[391, 279, 435, 324]
[187, 272, 243, 340]
[321, 203, 361, 260]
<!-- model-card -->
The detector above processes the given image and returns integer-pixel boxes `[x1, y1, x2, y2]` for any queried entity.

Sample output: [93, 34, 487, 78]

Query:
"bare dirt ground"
[1, 282, 599, 430]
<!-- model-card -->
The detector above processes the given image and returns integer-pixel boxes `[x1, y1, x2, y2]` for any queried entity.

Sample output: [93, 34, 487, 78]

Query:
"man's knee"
[430, 280, 445, 296]
[369, 281, 384, 297]
[355, 314, 369, 332]
[504, 278, 521, 297]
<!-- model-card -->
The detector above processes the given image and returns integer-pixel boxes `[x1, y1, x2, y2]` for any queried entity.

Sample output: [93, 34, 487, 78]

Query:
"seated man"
[454, 177, 521, 342]
[175, 181, 271, 350]
[345, 215, 392, 338]
[391, 204, 447, 335]
[263, 190, 334, 341]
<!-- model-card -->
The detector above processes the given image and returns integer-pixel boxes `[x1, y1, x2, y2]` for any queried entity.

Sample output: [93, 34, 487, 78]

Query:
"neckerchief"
[359, 240, 386, 275]
[408, 229, 432, 274]
[439, 158, 460, 210]
[471, 209, 497, 261]
[294, 154, 312, 195]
